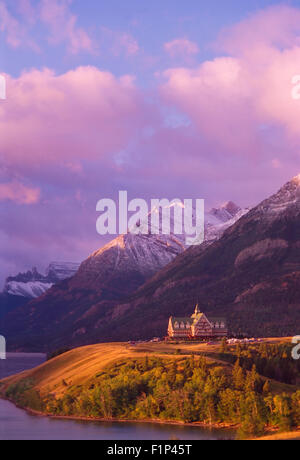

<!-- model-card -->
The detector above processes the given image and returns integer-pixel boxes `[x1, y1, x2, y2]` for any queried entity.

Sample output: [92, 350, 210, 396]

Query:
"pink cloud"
[164, 38, 199, 58]
[217, 4, 300, 56]
[39, 0, 95, 55]
[0, 66, 145, 171]
[0, 1, 21, 47]
[0, 181, 40, 204]
[2, 4, 300, 288]
[161, 6, 300, 155]
[0, 0, 93, 54]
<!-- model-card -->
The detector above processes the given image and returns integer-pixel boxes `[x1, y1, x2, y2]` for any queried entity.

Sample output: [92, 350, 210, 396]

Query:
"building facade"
[168, 305, 227, 340]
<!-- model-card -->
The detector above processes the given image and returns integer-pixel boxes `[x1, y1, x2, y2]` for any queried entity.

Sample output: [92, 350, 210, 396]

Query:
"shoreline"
[5, 396, 299, 440]
[1, 340, 298, 440]
[3, 397, 300, 440]
[1, 396, 237, 433]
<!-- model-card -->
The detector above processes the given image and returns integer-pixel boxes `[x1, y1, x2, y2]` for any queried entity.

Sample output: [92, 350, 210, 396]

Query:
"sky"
[1, 0, 300, 287]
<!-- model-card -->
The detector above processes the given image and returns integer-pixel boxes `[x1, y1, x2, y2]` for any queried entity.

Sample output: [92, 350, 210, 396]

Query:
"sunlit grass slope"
[0, 339, 296, 397]
[0, 339, 299, 440]
[0, 342, 219, 396]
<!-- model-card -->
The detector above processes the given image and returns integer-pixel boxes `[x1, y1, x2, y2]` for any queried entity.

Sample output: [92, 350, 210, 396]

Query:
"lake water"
[0, 353, 46, 379]
[0, 354, 235, 440]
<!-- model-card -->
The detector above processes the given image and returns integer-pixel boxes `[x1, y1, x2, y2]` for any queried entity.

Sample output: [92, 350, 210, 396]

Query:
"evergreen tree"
[143, 355, 150, 372]
[236, 343, 242, 358]
[168, 361, 178, 389]
[262, 380, 270, 394]
[245, 365, 260, 392]
[220, 337, 228, 353]
[232, 359, 244, 390]
[273, 394, 292, 432]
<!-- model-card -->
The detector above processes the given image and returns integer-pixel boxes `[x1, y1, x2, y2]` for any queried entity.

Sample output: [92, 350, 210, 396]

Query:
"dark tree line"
[6, 353, 300, 439]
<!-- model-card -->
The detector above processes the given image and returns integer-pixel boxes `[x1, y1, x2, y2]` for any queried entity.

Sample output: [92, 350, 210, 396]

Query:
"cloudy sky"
[1, 0, 300, 286]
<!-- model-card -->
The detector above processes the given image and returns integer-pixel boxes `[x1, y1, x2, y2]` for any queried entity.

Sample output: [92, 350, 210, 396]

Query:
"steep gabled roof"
[208, 317, 227, 324]
[170, 317, 193, 329]
[169, 313, 227, 330]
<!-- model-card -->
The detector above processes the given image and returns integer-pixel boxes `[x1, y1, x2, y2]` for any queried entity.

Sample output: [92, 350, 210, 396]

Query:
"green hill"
[1, 340, 299, 439]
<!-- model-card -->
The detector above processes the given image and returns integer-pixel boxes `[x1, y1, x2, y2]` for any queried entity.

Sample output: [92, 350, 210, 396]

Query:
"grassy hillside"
[1, 340, 299, 440]
[0, 342, 228, 395]
[1, 339, 294, 395]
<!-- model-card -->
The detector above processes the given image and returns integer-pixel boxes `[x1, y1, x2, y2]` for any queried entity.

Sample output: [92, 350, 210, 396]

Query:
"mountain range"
[3, 262, 80, 299]
[3, 175, 300, 352]
[103, 175, 300, 341]
[0, 262, 80, 321]
[1, 201, 246, 351]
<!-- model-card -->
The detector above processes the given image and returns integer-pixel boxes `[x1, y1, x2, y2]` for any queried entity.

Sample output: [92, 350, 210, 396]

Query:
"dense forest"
[4, 343, 300, 439]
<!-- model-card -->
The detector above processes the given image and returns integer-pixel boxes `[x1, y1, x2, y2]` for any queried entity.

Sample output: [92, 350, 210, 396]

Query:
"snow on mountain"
[208, 201, 242, 223]
[205, 206, 250, 243]
[2, 201, 247, 304]
[3, 202, 246, 301]
[4, 262, 80, 299]
[131, 199, 248, 247]
[73, 200, 248, 300]
[46, 262, 81, 281]
[4, 174, 300, 350]
[5, 281, 54, 299]
[82, 232, 186, 285]
[1, 199, 250, 350]
[100, 174, 300, 342]
[256, 174, 300, 216]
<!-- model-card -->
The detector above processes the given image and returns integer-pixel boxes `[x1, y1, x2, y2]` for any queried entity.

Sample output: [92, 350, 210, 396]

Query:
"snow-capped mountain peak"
[256, 175, 300, 218]
[204, 202, 249, 243]
[85, 200, 248, 285]
[128, 199, 247, 244]
[46, 262, 81, 281]
[208, 201, 241, 223]
[3, 262, 80, 299]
